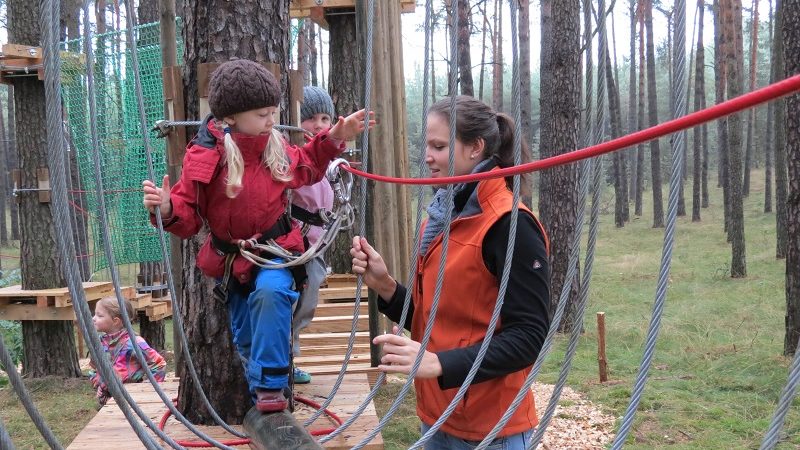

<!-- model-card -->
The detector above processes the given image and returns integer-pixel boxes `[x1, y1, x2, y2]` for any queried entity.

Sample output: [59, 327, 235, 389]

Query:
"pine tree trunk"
[492, 0, 503, 111]
[7, 88, 19, 241]
[743, 0, 759, 197]
[456, 0, 473, 96]
[327, 9, 363, 275]
[179, 0, 291, 424]
[723, 0, 747, 277]
[137, 262, 165, 352]
[540, 0, 581, 332]
[645, 0, 664, 227]
[764, 0, 775, 213]
[605, 48, 626, 228]
[8, 0, 81, 378]
[137, 0, 159, 23]
[297, 20, 310, 85]
[692, 0, 706, 222]
[773, 0, 789, 259]
[628, 0, 638, 203]
[636, 0, 646, 217]
[715, 0, 732, 238]
[0, 96, 8, 246]
[309, 23, 318, 87]
[782, 0, 800, 355]
[479, 7, 489, 101]
[519, 0, 533, 155]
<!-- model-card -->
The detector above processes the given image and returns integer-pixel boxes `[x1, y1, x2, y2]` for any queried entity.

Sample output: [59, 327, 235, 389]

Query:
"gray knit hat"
[301, 86, 335, 122]
[208, 59, 281, 119]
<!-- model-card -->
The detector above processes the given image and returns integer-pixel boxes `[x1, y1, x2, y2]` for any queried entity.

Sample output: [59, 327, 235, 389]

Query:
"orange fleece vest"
[413, 173, 550, 441]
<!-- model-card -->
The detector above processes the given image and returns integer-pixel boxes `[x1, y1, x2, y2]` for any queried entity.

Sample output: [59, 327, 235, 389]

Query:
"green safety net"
[60, 20, 183, 273]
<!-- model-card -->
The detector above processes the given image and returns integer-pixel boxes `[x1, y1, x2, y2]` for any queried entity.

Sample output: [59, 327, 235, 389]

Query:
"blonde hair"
[97, 296, 136, 323]
[223, 127, 293, 198]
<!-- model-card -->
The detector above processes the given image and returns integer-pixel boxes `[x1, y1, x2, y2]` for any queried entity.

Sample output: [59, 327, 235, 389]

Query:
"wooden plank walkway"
[68, 374, 383, 450]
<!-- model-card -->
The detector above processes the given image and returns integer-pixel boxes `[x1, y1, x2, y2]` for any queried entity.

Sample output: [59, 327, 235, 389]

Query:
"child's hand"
[329, 109, 376, 142]
[142, 175, 173, 217]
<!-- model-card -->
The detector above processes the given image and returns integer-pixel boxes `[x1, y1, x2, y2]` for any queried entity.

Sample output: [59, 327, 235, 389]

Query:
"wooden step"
[299, 331, 371, 346]
[319, 286, 369, 303]
[130, 293, 152, 310]
[324, 273, 358, 288]
[303, 362, 378, 377]
[295, 352, 373, 367]
[298, 343, 372, 357]
[302, 315, 369, 334]
[312, 302, 369, 317]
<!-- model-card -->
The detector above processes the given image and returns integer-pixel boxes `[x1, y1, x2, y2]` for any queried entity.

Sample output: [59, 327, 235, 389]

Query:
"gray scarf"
[420, 159, 494, 256]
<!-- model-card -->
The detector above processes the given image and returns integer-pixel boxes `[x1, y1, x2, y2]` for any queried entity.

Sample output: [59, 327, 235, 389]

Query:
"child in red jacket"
[142, 59, 373, 412]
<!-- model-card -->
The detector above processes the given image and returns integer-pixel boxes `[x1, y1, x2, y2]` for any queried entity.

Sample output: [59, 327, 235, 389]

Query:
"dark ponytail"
[495, 112, 530, 196]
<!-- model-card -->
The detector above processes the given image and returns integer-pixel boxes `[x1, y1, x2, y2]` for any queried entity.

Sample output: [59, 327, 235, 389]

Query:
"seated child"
[89, 296, 167, 406]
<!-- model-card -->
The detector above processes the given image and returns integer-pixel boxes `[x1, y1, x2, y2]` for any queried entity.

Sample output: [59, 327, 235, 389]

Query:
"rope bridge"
[1, 0, 799, 449]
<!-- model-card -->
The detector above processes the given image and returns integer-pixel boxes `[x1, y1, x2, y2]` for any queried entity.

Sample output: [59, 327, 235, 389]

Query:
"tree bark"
[0, 96, 8, 246]
[540, 0, 581, 332]
[519, 0, 533, 156]
[605, 47, 626, 228]
[773, 0, 789, 259]
[479, 4, 489, 101]
[492, 0, 503, 111]
[327, 8, 364, 275]
[636, 1, 646, 217]
[7, 88, 19, 241]
[644, 0, 664, 227]
[782, 0, 800, 355]
[179, 0, 291, 424]
[297, 20, 310, 85]
[743, 0, 759, 197]
[628, 0, 638, 204]
[692, 0, 706, 222]
[765, 0, 775, 213]
[456, 0, 474, 96]
[723, 0, 747, 277]
[309, 23, 318, 87]
[715, 0, 732, 238]
[138, 0, 159, 23]
[8, 0, 81, 378]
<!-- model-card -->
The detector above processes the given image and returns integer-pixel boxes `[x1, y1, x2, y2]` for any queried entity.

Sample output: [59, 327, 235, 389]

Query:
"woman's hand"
[329, 109, 376, 142]
[142, 174, 172, 217]
[373, 326, 443, 379]
[350, 236, 396, 299]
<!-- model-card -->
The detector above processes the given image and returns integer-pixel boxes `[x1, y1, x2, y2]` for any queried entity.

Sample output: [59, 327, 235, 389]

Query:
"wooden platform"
[0, 281, 171, 321]
[67, 375, 384, 450]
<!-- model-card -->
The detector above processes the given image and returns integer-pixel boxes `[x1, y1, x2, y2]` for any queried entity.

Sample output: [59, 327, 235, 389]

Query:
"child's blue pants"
[226, 265, 299, 393]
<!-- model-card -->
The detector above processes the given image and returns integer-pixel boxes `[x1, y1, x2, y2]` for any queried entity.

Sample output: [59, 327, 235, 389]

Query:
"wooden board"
[67, 375, 384, 450]
[313, 302, 369, 317]
[318, 286, 369, 303]
[302, 315, 369, 334]
[299, 332, 371, 347]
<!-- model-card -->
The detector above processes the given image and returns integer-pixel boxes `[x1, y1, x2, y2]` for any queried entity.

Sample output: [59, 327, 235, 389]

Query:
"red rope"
[342, 73, 800, 185]
[157, 395, 344, 448]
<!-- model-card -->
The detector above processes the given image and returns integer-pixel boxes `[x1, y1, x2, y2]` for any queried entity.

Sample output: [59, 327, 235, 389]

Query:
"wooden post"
[242, 407, 322, 450]
[160, 0, 183, 370]
[597, 312, 608, 382]
[288, 69, 305, 146]
[75, 321, 84, 357]
[356, 0, 412, 367]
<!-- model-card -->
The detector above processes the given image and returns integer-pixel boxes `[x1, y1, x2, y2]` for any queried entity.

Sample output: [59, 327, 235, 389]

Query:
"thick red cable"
[157, 395, 343, 448]
[342, 73, 800, 185]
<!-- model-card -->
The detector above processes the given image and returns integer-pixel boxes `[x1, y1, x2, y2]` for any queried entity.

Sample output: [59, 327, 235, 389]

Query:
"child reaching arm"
[89, 296, 166, 406]
[142, 59, 374, 413]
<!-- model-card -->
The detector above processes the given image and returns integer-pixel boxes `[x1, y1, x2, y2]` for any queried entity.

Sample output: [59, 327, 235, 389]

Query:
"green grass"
[2, 169, 798, 449]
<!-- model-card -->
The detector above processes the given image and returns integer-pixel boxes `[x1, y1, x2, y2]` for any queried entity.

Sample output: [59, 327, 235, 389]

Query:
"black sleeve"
[376, 282, 414, 331]
[435, 211, 551, 389]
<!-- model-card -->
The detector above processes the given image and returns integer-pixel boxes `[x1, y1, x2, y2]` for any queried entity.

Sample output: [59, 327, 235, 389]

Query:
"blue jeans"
[226, 265, 299, 393]
[420, 422, 533, 450]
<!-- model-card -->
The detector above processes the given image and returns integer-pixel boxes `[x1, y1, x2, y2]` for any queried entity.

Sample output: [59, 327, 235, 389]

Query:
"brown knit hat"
[207, 59, 281, 119]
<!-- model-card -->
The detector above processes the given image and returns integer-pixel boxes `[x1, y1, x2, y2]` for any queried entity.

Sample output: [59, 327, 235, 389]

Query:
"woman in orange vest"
[351, 95, 551, 449]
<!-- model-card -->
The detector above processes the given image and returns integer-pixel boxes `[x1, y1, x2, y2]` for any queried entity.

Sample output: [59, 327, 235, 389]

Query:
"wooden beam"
[290, 0, 415, 18]
[242, 407, 322, 450]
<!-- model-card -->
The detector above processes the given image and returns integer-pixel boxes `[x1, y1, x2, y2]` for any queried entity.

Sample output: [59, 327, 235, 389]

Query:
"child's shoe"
[293, 366, 312, 384]
[255, 388, 288, 413]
